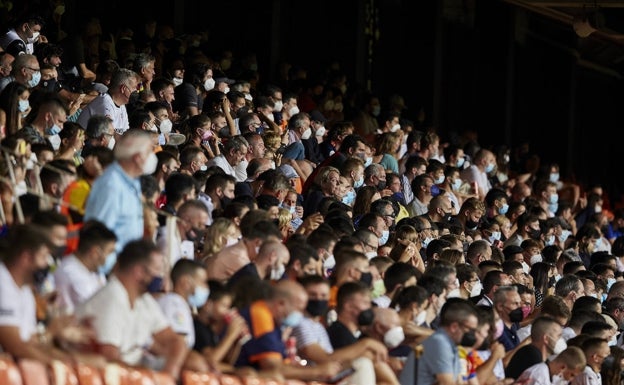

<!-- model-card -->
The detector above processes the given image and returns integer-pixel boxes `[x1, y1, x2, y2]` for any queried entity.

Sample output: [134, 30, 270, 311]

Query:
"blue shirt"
[418, 328, 461, 385]
[84, 162, 144, 252]
[235, 301, 285, 369]
[498, 322, 520, 351]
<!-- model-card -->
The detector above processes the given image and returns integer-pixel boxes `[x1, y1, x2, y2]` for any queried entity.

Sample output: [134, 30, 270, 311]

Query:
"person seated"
[75, 239, 191, 381]
[234, 279, 342, 382]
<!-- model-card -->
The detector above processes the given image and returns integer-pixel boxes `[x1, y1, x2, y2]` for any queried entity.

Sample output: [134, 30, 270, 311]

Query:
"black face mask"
[52, 245, 66, 259]
[377, 180, 386, 191]
[442, 211, 453, 223]
[548, 276, 556, 287]
[147, 276, 164, 293]
[357, 308, 375, 326]
[306, 299, 329, 317]
[359, 271, 373, 287]
[465, 219, 479, 230]
[41, 78, 58, 92]
[33, 266, 50, 287]
[221, 196, 232, 209]
[509, 308, 524, 323]
[460, 330, 477, 347]
[477, 338, 490, 351]
[529, 228, 541, 240]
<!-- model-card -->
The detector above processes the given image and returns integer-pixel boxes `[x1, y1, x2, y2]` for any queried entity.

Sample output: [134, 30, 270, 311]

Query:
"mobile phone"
[276, 144, 287, 155]
[326, 367, 355, 384]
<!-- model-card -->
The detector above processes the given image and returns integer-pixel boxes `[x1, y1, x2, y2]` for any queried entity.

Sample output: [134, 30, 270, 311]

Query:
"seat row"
[0, 354, 330, 385]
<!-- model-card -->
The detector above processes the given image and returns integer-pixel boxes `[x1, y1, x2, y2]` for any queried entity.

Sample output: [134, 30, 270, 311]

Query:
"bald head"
[374, 307, 401, 330]
[255, 239, 290, 278]
[271, 279, 308, 323]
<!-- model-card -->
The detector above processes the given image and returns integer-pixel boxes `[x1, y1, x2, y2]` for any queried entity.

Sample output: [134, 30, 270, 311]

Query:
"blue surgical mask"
[98, 252, 117, 276]
[45, 123, 62, 136]
[489, 231, 502, 242]
[608, 278, 617, 292]
[550, 173, 560, 183]
[364, 157, 373, 168]
[452, 179, 462, 191]
[342, 190, 356, 206]
[548, 202, 558, 214]
[379, 230, 389, 246]
[282, 310, 304, 327]
[354, 176, 364, 189]
[485, 163, 495, 173]
[18, 99, 30, 113]
[559, 229, 572, 243]
[549, 193, 559, 205]
[422, 237, 433, 248]
[456, 157, 465, 168]
[28, 71, 41, 88]
[545, 234, 556, 246]
[434, 175, 445, 184]
[499, 203, 509, 215]
[188, 286, 210, 308]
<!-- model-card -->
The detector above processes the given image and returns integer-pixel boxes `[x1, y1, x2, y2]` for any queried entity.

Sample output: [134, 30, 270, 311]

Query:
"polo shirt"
[235, 300, 284, 368]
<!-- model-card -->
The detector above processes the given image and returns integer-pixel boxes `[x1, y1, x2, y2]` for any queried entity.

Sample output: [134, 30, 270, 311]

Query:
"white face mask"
[172, 77, 183, 87]
[204, 78, 215, 91]
[300, 128, 312, 140]
[530, 254, 543, 265]
[365, 251, 377, 260]
[142, 152, 158, 175]
[28, 31, 40, 44]
[390, 123, 401, 132]
[315, 126, 326, 137]
[223, 86, 230, 94]
[225, 237, 239, 247]
[414, 311, 427, 325]
[383, 326, 405, 349]
[159, 119, 173, 134]
[47, 134, 61, 151]
[447, 288, 461, 298]
[107, 137, 116, 150]
[273, 101, 283, 112]
[289, 105, 300, 116]
[270, 263, 285, 281]
[521, 261, 530, 274]
[470, 281, 483, 297]
[323, 254, 336, 270]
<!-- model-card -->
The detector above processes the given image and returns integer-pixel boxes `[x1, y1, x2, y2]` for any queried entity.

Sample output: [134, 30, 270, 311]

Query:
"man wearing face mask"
[235, 279, 342, 381]
[293, 275, 392, 385]
[227, 240, 290, 290]
[207, 135, 249, 182]
[357, 213, 390, 250]
[0, 14, 48, 56]
[417, 298, 479, 385]
[367, 308, 408, 369]
[301, 110, 327, 166]
[206, 216, 282, 284]
[77, 68, 139, 137]
[516, 346, 585, 385]
[327, 251, 373, 311]
[157, 200, 208, 266]
[76, 239, 190, 381]
[506, 316, 565, 380]
[54, 220, 117, 315]
[85, 129, 157, 253]
[493, 285, 524, 352]
[157, 259, 210, 352]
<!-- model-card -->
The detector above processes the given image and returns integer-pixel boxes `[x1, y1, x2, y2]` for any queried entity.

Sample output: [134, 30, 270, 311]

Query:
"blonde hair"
[202, 217, 235, 259]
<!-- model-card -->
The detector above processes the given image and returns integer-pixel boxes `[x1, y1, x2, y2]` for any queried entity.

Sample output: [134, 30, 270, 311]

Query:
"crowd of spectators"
[2, 5, 624, 385]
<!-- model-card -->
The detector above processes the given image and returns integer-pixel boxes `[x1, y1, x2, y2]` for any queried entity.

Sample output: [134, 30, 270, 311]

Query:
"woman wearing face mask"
[181, 113, 220, 160]
[371, 132, 400, 174]
[391, 285, 434, 347]
[0, 81, 31, 135]
[172, 61, 213, 120]
[201, 217, 240, 261]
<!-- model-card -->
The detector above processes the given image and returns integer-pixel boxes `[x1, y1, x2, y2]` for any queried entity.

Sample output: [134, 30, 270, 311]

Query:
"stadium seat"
[0, 354, 23, 385]
[181, 370, 220, 385]
[218, 374, 244, 385]
[18, 358, 50, 385]
[49, 360, 79, 385]
[74, 363, 104, 385]
[152, 370, 176, 385]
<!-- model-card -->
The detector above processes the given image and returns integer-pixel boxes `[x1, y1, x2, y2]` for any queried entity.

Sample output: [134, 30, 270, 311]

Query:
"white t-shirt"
[156, 293, 194, 348]
[207, 155, 238, 180]
[54, 255, 106, 314]
[75, 276, 169, 366]
[517, 362, 553, 385]
[77, 93, 129, 133]
[0, 263, 37, 341]
[461, 165, 491, 197]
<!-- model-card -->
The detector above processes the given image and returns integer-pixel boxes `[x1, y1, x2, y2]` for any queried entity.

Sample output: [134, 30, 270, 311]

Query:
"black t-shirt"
[327, 320, 358, 350]
[505, 343, 543, 380]
[227, 263, 261, 291]
[193, 318, 221, 352]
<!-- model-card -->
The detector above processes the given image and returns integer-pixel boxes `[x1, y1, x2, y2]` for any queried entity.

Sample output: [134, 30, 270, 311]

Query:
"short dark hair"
[170, 258, 205, 283]
[116, 239, 160, 272]
[77, 220, 117, 252]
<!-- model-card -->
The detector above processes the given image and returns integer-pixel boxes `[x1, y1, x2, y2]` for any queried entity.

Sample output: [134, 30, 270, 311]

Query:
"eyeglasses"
[460, 323, 477, 334]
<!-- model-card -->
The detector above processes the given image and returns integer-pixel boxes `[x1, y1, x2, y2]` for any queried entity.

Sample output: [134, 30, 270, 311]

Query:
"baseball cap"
[309, 110, 327, 123]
